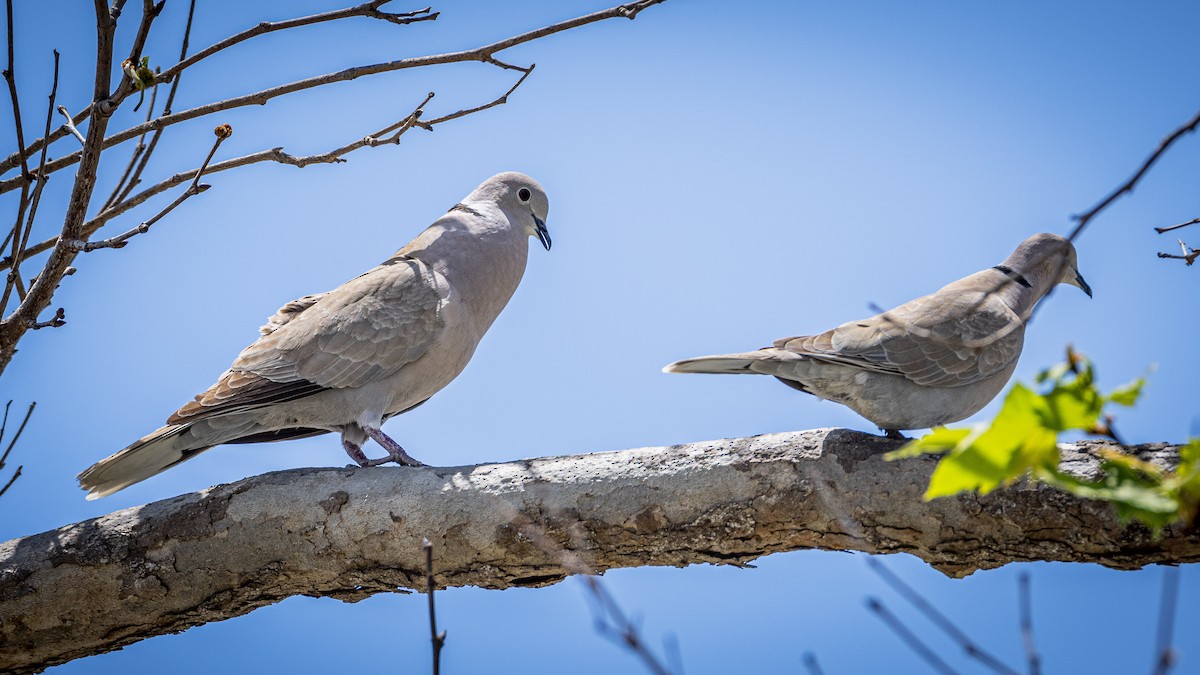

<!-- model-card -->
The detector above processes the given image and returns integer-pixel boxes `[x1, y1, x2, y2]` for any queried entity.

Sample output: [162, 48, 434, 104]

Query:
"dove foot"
[366, 427, 428, 467]
[882, 429, 909, 440]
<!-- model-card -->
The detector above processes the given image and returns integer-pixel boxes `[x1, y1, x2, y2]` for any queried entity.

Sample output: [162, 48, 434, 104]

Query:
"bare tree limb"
[1156, 239, 1199, 266]
[423, 538, 446, 675]
[68, 125, 226, 252]
[1067, 107, 1200, 243]
[1154, 217, 1200, 235]
[866, 557, 1020, 675]
[866, 597, 960, 675]
[0, 0, 436, 179]
[1017, 572, 1040, 675]
[1, 0, 32, 314]
[0, 0, 667, 195]
[0, 429, 1196, 673]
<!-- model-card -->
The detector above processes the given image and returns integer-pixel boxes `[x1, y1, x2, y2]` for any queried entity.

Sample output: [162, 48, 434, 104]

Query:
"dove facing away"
[79, 172, 551, 499]
[664, 233, 1091, 437]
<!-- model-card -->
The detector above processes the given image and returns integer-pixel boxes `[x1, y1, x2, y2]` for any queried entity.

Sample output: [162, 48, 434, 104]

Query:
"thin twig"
[113, 0, 195, 208]
[423, 538, 446, 675]
[1017, 572, 1040, 675]
[1151, 566, 1180, 675]
[103, 72, 158, 210]
[0, 400, 34, 470]
[1157, 240, 1199, 266]
[865, 597, 960, 675]
[1155, 217, 1200, 235]
[0, 465, 20, 498]
[55, 106, 85, 144]
[417, 64, 534, 129]
[0, 0, 669, 194]
[865, 558, 1021, 675]
[2, 0, 31, 314]
[14, 51, 61, 302]
[3, 93, 433, 271]
[0, 0, 437, 180]
[70, 126, 227, 252]
[1067, 107, 1200, 243]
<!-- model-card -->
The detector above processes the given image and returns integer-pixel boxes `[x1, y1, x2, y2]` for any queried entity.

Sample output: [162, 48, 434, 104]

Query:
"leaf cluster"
[887, 347, 1199, 533]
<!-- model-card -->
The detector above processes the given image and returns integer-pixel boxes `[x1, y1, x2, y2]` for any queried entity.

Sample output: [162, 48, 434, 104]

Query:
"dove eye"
[518, 188, 531, 202]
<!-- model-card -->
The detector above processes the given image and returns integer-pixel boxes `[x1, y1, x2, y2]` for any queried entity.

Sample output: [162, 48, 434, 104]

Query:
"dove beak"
[533, 216, 551, 251]
[1074, 269, 1092, 298]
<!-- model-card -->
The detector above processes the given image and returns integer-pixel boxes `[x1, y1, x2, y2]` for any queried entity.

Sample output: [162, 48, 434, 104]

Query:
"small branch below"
[1155, 217, 1200, 235]
[1156, 239, 1199, 266]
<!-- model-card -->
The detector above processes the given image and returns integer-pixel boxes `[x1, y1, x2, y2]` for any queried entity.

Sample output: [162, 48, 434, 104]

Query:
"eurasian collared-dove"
[79, 172, 551, 499]
[664, 233, 1091, 437]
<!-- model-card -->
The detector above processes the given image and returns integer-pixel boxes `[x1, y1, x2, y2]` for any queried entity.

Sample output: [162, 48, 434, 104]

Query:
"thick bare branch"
[0, 429, 1195, 673]
[0, 0, 668, 195]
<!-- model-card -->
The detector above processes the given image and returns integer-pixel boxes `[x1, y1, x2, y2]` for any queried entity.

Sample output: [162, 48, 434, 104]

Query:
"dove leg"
[365, 427, 427, 467]
[883, 429, 909, 440]
[342, 438, 373, 467]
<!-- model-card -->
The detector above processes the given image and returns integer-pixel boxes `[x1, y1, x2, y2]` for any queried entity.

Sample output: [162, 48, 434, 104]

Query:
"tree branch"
[0, 428, 1195, 673]
[0, 0, 668, 195]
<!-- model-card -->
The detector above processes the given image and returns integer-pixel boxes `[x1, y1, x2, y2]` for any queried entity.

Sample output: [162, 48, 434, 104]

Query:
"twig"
[0, 0, 437, 181]
[28, 306, 64, 329]
[0, 400, 34, 470]
[12, 51, 62, 305]
[2, 0, 31, 315]
[1151, 566, 1180, 675]
[70, 126, 227, 252]
[423, 538, 446, 675]
[865, 557, 1021, 675]
[865, 597, 960, 675]
[0, 464, 20, 498]
[1017, 572, 1040, 675]
[1155, 217, 1200, 235]
[1067, 107, 1200, 243]
[0, 0, 670, 195]
[2, 92, 433, 272]
[1157, 240, 1199, 266]
[416, 64, 534, 129]
[112, 0, 194, 209]
[103, 72, 158, 210]
[55, 105, 85, 144]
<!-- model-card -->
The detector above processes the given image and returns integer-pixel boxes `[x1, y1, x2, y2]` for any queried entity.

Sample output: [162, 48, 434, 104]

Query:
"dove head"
[1003, 233, 1092, 299]
[470, 172, 551, 251]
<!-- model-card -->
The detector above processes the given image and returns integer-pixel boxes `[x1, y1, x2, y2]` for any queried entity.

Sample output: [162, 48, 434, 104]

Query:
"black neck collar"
[992, 265, 1032, 289]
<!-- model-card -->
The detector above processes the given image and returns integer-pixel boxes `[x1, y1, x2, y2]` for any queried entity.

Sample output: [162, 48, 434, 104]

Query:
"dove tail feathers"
[78, 425, 212, 500]
[663, 352, 770, 375]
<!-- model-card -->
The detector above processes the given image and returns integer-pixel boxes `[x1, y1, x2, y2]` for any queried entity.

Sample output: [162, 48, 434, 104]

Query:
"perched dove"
[79, 172, 551, 499]
[664, 233, 1091, 437]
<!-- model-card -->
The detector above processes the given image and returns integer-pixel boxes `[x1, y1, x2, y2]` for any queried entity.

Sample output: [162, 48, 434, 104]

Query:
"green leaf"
[1107, 377, 1146, 407]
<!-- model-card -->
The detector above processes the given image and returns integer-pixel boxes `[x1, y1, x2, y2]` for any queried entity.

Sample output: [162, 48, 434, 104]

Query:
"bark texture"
[0, 428, 1195, 672]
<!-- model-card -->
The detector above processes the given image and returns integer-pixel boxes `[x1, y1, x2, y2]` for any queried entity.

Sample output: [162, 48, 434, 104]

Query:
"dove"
[664, 233, 1091, 437]
[79, 172, 551, 499]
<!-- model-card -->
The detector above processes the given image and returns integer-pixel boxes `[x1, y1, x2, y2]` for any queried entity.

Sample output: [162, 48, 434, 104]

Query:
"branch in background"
[0, 400, 34, 499]
[0, 0, 667, 195]
[423, 538, 446, 675]
[1, 429, 1197, 673]
[1157, 239, 1199, 266]
[55, 105, 86, 144]
[1017, 572, 1041, 675]
[1067, 107, 1200, 243]
[865, 597, 959, 675]
[1155, 217, 1200, 235]
[1, 0, 32, 314]
[68, 124, 227, 252]
[865, 557, 1020, 675]
[1151, 566, 1180, 675]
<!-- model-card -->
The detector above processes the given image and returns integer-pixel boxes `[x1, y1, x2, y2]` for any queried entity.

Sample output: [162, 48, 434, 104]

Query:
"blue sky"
[2, 0, 1199, 672]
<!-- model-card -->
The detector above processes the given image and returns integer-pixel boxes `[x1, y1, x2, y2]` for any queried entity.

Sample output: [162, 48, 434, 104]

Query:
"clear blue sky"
[3, 1, 1198, 672]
